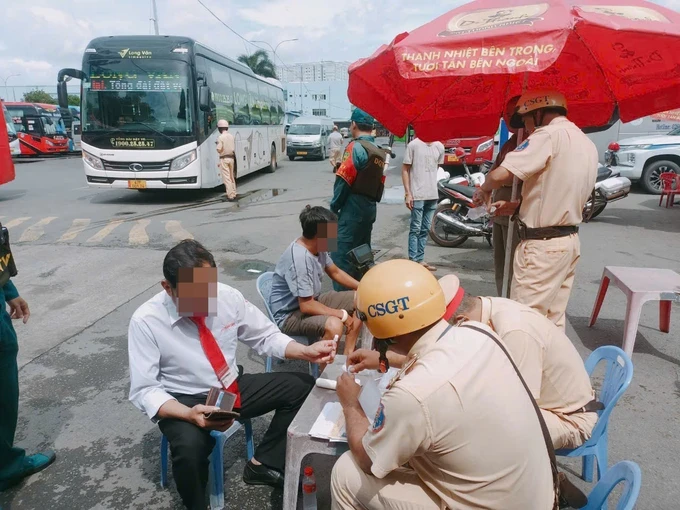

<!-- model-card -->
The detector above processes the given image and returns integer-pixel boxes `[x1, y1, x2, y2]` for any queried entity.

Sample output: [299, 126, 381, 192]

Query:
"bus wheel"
[265, 144, 277, 173]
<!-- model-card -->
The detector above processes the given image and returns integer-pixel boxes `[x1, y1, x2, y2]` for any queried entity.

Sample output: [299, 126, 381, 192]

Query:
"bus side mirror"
[57, 82, 69, 109]
[199, 86, 211, 112]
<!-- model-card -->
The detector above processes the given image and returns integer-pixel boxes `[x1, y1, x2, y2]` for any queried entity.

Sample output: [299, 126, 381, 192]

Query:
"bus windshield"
[289, 124, 320, 135]
[2, 104, 16, 138]
[82, 59, 192, 136]
[6, 108, 66, 137]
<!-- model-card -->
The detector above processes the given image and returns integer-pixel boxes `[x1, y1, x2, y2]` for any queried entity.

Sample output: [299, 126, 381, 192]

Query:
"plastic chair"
[161, 420, 254, 510]
[658, 172, 678, 207]
[583, 461, 642, 510]
[556, 346, 634, 483]
[255, 272, 320, 378]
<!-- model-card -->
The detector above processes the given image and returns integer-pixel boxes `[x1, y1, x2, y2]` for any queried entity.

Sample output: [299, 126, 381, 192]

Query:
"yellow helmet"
[356, 259, 446, 339]
[510, 90, 567, 128]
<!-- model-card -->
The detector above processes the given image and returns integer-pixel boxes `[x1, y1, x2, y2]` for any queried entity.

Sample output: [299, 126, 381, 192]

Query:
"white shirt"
[128, 282, 293, 420]
[403, 138, 445, 201]
[329, 131, 344, 150]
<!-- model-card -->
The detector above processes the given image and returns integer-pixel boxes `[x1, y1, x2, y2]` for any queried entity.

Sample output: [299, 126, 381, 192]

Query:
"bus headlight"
[170, 149, 197, 171]
[312, 141, 321, 147]
[83, 151, 104, 170]
[476, 139, 493, 153]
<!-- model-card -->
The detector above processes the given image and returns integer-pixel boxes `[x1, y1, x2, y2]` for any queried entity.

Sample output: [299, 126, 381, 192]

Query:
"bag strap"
[460, 323, 559, 510]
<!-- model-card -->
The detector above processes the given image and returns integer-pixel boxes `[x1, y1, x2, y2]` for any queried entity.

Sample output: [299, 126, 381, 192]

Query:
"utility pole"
[151, 0, 159, 35]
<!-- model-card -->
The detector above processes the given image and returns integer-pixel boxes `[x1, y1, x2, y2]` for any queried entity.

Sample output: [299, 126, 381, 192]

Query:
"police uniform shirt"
[216, 131, 235, 156]
[362, 320, 554, 510]
[479, 297, 595, 414]
[501, 117, 598, 229]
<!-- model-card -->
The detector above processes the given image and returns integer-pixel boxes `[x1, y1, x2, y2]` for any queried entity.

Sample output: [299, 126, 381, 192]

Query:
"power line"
[195, 0, 349, 114]
[195, 0, 265, 52]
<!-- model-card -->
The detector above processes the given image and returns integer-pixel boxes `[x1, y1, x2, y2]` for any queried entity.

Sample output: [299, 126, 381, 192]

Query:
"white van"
[286, 116, 334, 161]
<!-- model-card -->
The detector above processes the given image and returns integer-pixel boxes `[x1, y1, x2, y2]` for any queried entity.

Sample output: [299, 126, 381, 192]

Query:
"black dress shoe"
[243, 460, 284, 488]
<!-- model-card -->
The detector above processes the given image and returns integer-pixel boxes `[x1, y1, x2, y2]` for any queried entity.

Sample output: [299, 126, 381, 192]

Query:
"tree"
[237, 50, 277, 79]
[23, 89, 56, 104]
[68, 95, 80, 106]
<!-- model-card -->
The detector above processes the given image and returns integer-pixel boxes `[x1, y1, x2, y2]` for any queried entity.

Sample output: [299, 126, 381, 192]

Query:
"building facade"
[283, 80, 352, 122]
[277, 61, 350, 83]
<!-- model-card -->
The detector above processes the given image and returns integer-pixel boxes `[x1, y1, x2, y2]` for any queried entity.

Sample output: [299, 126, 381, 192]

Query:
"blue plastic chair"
[556, 346, 634, 482]
[256, 272, 320, 378]
[161, 420, 254, 510]
[583, 461, 642, 510]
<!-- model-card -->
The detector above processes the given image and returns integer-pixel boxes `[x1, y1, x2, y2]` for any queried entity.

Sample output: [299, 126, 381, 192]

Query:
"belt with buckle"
[565, 399, 604, 415]
[517, 221, 579, 241]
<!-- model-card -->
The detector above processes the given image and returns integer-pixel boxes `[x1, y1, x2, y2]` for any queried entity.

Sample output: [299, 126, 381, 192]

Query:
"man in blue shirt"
[270, 206, 362, 354]
[1, 278, 56, 492]
[330, 109, 386, 291]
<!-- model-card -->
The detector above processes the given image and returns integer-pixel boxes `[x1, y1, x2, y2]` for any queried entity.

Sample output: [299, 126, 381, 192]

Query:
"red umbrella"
[348, 0, 680, 140]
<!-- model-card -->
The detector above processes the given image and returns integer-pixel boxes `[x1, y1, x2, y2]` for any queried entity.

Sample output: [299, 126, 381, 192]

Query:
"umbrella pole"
[501, 174, 519, 297]
[501, 74, 528, 299]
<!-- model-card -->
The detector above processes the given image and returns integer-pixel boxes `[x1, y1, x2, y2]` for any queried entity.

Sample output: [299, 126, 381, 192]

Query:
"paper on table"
[308, 402, 347, 443]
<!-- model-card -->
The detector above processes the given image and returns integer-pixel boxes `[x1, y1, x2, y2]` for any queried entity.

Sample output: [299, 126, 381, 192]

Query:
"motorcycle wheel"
[582, 201, 607, 221]
[429, 204, 469, 248]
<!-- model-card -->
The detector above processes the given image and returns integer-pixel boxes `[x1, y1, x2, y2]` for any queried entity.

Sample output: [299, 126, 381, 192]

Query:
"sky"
[2, 0, 680, 88]
[0, 0, 460, 88]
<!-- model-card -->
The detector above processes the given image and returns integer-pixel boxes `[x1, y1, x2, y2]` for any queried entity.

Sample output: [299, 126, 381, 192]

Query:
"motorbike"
[583, 164, 631, 221]
[429, 147, 494, 248]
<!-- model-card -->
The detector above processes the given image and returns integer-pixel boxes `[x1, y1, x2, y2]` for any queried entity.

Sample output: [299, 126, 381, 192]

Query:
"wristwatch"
[340, 309, 349, 323]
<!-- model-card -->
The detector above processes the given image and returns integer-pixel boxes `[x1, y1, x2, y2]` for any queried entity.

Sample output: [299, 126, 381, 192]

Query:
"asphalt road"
[1, 143, 679, 510]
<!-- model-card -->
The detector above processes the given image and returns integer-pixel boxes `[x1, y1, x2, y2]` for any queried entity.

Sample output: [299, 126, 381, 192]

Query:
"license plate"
[446, 154, 459, 163]
[297, 151, 308, 155]
[128, 180, 147, 189]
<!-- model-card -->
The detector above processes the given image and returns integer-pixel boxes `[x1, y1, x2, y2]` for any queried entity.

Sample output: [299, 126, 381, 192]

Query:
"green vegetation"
[237, 50, 277, 79]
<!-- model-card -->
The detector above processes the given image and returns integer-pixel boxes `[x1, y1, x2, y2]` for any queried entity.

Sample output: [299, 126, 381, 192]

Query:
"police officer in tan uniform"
[216, 119, 237, 201]
[332, 259, 554, 510]
[474, 91, 598, 329]
[350, 273, 599, 450]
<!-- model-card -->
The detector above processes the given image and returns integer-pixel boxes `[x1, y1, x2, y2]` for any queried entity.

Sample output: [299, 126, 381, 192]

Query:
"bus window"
[207, 60, 235, 124]
[259, 82, 271, 125]
[231, 73, 250, 125]
[82, 59, 193, 137]
[246, 76, 261, 125]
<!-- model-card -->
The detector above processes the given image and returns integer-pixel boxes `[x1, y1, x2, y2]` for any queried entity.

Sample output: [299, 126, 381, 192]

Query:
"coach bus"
[57, 36, 286, 190]
[2, 101, 20, 156]
[4, 102, 70, 155]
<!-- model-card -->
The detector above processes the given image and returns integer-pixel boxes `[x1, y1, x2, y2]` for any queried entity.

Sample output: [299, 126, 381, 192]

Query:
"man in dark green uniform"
[330, 109, 386, 291]
[1, 277, 56, 492]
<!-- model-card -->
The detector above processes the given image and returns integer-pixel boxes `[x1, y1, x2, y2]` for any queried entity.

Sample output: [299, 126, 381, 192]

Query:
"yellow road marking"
[129, 219, 151, 246]
[165, 220, 194, 242]
[58, 219, 91, 242]
[86, 220, 123, 243]
[19, 217, 58, 242]
[5, 217, 31, 229]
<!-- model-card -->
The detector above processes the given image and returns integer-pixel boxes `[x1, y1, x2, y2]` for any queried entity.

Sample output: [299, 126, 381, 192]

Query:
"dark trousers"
[332, 201, 377, 291]
[0, 344, 25, 482]
[158, 371, 314, 510]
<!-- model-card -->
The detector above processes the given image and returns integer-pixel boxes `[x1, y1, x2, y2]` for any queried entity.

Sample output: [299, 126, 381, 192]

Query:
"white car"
[605, 127, 680, 194]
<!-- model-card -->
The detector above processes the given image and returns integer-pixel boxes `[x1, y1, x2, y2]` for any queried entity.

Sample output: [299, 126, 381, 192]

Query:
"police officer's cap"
[350, 108, 375, 126]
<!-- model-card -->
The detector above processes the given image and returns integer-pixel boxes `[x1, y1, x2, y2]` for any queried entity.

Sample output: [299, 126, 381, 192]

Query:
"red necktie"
[190, 316, 241, 409]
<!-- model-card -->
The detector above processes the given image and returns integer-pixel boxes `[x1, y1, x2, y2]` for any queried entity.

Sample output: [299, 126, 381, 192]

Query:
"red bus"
[0, 100, 16, 185]
[5, 102, 69, 155]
